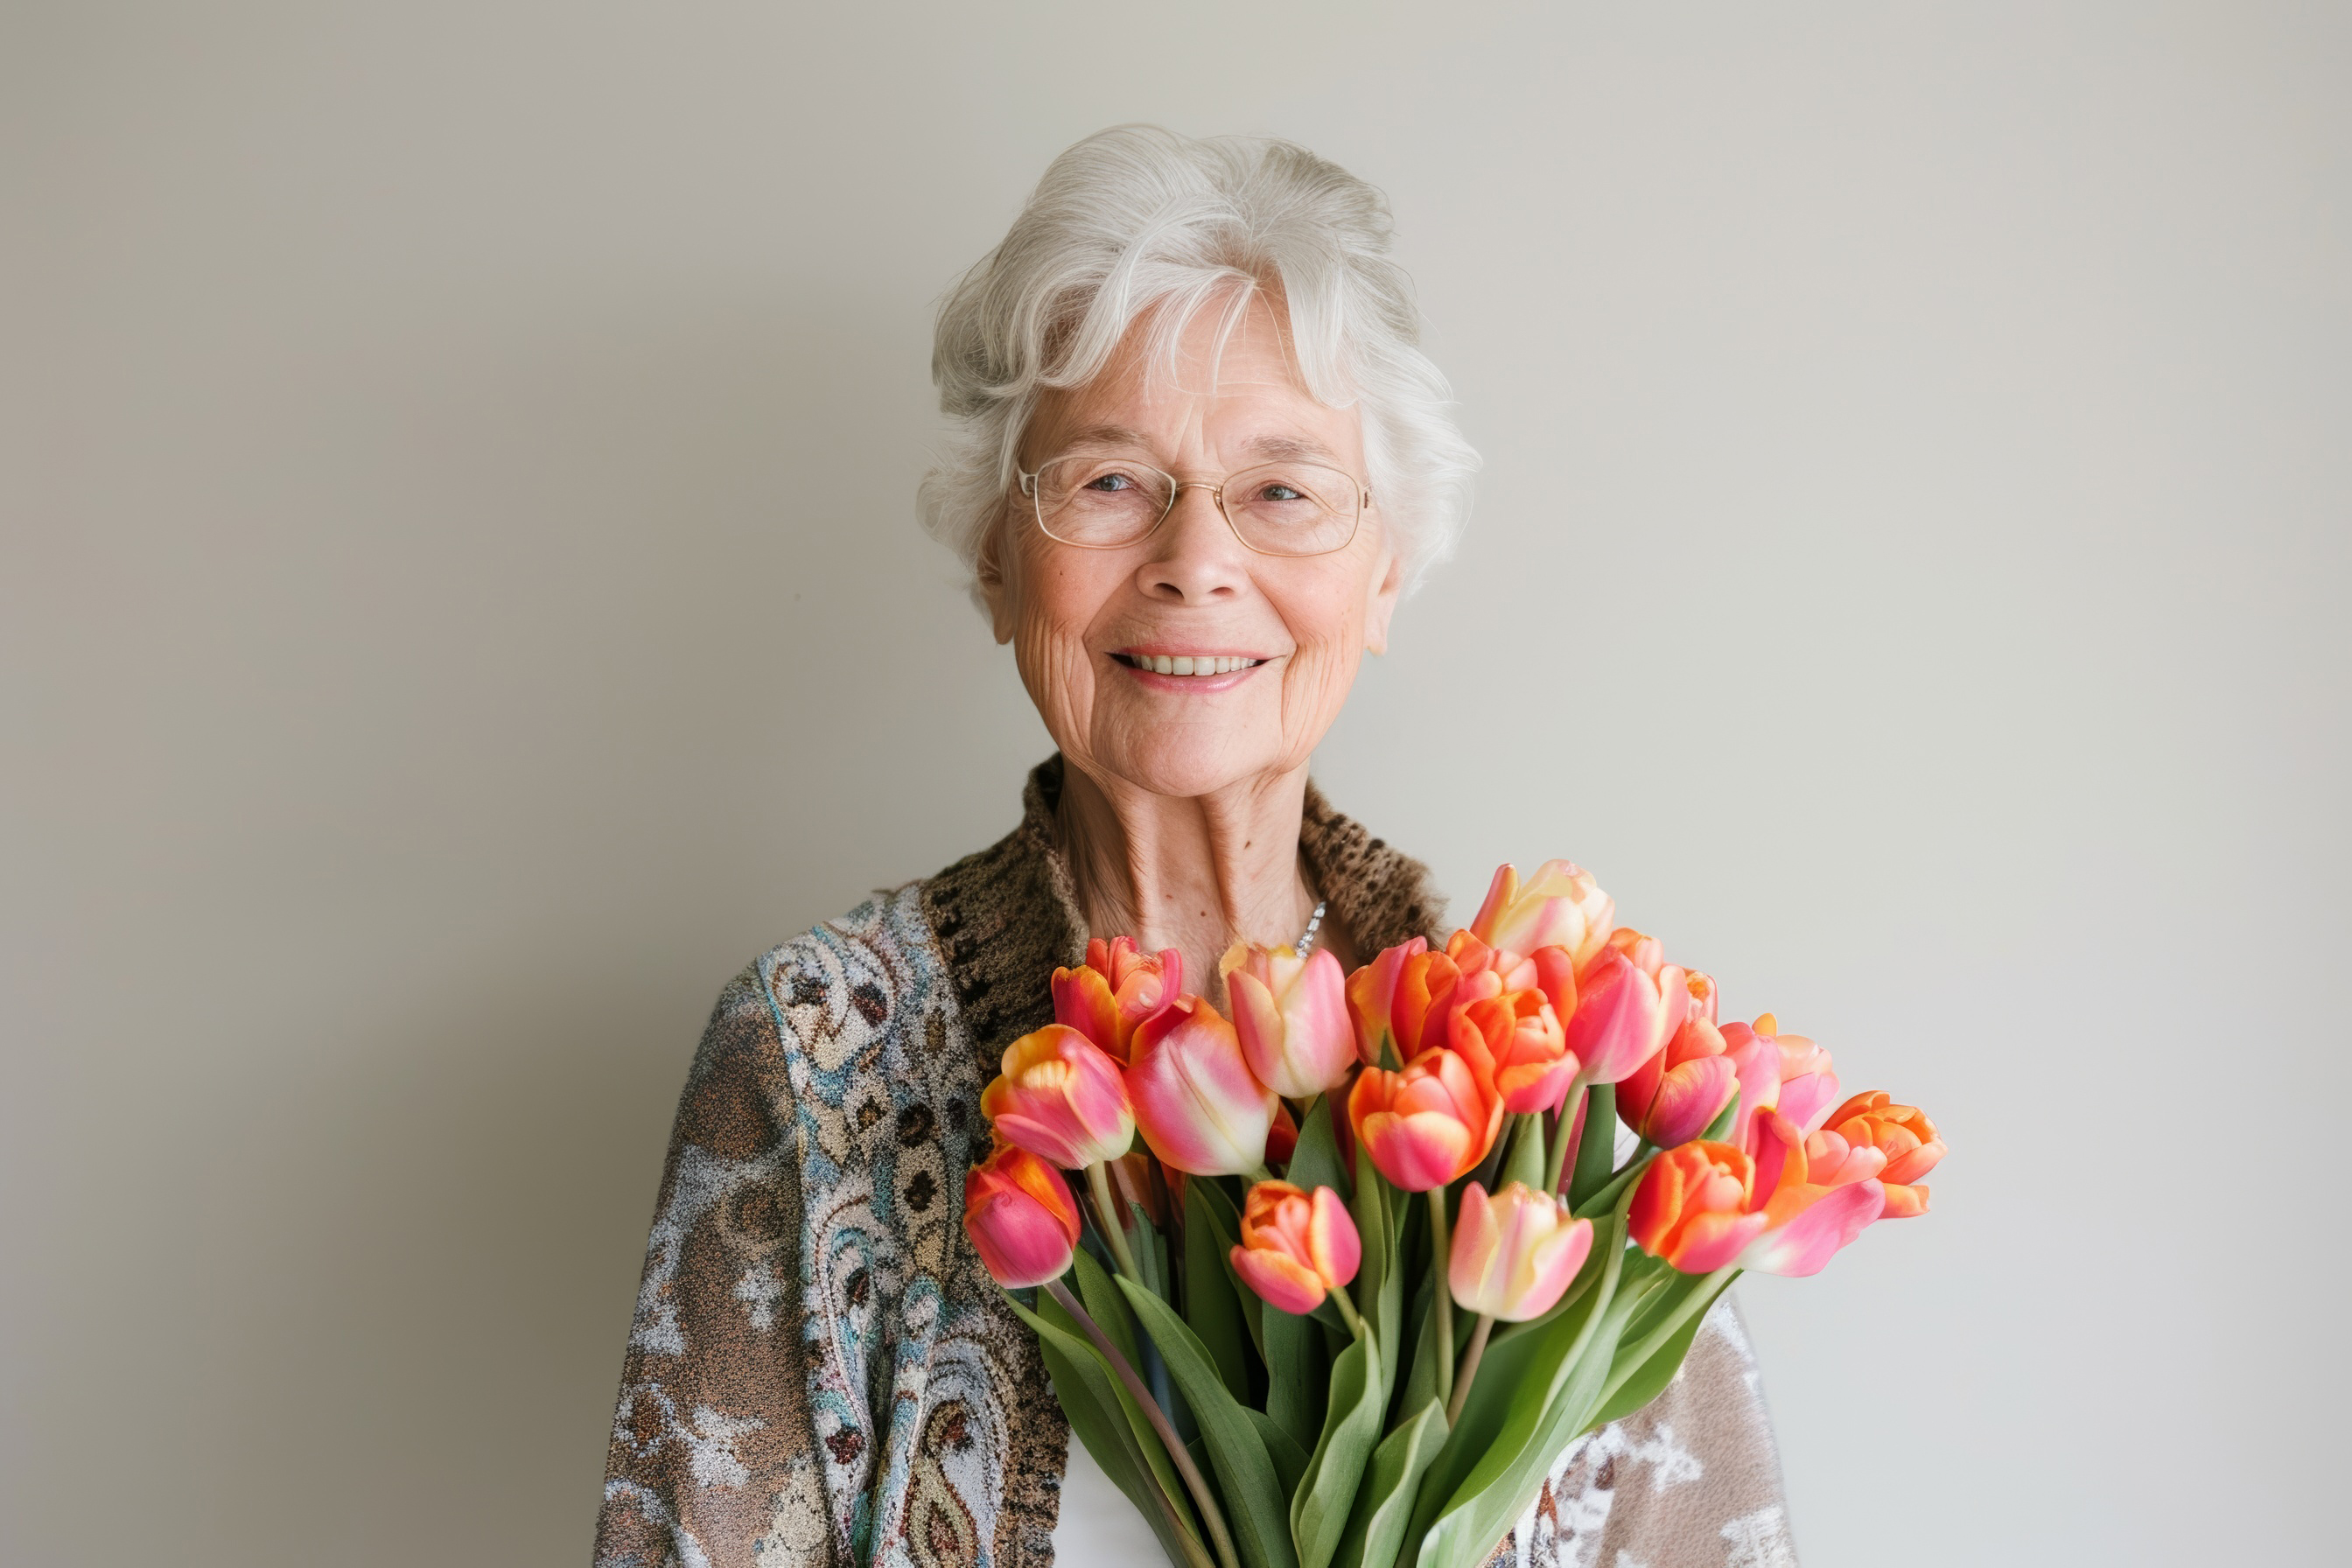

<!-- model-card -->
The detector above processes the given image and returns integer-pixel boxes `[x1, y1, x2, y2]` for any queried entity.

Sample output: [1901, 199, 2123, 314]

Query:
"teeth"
[1130, 654, 1260, 676]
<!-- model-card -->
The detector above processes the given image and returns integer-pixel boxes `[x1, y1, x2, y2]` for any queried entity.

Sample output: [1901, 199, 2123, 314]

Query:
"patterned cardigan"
[594, 759, 1796, 1568]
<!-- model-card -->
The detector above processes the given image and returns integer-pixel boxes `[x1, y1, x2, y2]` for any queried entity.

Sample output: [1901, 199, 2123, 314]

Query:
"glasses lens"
[1220, 462, 1361, 556]
[1034, 457, 1174, 546]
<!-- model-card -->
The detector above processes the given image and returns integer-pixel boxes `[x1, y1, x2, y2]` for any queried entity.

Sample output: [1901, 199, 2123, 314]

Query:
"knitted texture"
[593, 758, 1790, 1567]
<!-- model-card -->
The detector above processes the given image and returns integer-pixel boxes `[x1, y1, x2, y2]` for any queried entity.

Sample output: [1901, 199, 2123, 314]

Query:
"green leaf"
[1245, 1408, 1311, 1498]
[1292, 1326, 1384, 1568]
[1264, 1302, 1330, 1457]
[1288, 1093, 1351, 1200]
[1120, 1277, 1302, 1568]
[1186, 1179, 1255, 1404]
[1013, 1291, 1209, 1568]
[1331, 1396, 1448, 1568]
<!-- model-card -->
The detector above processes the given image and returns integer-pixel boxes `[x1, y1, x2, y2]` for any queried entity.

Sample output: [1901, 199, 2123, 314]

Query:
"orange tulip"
[1813, 1091, 1943, 1217]
[964, 1140, 1083, 1289]
[1347, 1044, 1504, 1192]
[1052, 936, 1181, 1065]
[1628, 1140, 1770, 1272]
[1450, 986, 1576, 1115]
[980, 1024, 1136, 1170]
[1230, 1180, 1361, 1315]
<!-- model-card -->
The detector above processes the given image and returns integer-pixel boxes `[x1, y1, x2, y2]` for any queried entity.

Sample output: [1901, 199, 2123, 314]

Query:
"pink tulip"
[1229, 1180, 1361, 1314]
[963, 1140, 1082, 1289]
[1470, 860, 1615, 974]
[1721, 1014, 1841, 1156]
[1616, 971, 1740, 1147]
[1125, 995, 1280, 1177]
[1053, 936, 1180, 1066]
[980, 1024, 1136, 1169]
[1560, 928, 1684, 1087]
[1347, 1044, 1504, 1192]
[1222, 940, 1357, 1098]
[1449, 1180, 1594, 1321]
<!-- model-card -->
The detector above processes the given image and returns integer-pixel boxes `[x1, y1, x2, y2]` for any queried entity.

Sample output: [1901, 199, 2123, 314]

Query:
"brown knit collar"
[922, 754, 1447, 1076]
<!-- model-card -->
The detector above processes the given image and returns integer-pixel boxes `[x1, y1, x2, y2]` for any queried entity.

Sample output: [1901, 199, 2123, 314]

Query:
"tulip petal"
[1231, 1245, 1327, 1314]
[1743, 1180, 1885, 1277]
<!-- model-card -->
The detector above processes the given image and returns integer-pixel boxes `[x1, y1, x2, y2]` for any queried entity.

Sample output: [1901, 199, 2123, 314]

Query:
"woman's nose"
[1136, 483, 1250, 602]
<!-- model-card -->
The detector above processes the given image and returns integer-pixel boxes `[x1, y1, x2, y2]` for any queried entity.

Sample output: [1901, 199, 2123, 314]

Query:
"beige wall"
[6, 4, 2346, 1564]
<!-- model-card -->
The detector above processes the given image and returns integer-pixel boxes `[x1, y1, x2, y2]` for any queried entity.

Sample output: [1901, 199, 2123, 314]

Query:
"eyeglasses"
[1017, 452, 1369, 557]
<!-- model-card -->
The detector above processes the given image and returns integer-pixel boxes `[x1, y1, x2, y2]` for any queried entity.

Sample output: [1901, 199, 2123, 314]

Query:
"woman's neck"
[1055, 761, 1320, 1009]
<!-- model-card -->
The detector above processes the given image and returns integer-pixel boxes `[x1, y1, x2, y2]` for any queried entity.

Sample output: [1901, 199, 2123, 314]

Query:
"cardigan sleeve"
[593, 961, 839, 1568]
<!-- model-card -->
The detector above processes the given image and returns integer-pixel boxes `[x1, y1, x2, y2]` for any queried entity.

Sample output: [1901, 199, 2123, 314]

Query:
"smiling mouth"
[1111, 653, 1264, 676]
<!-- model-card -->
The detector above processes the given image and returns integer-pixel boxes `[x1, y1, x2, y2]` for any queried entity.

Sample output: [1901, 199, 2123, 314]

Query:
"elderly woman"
[594, 128, 1789, 1568]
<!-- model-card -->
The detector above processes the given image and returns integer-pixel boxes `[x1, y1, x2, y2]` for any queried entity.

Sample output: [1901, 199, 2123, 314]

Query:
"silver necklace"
[1295, 899, 1328, 956]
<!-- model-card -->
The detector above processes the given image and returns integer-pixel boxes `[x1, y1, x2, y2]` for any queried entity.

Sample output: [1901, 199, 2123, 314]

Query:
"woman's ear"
[976, 511, 1017, 645]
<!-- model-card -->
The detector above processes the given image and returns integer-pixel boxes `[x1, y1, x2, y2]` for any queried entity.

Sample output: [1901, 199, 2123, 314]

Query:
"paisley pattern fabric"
[593, 758, 1791, 1567]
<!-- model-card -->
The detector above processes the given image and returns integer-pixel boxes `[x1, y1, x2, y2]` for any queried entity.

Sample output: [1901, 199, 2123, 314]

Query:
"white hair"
[918, 125, 1479, 607]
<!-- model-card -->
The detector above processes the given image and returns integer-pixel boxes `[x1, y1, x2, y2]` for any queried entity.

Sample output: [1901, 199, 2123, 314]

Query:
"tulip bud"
[980, 1024, 1136, 1169]
[1229, 1180, 1361, 1314]
[1449, 1180, 1594, 1321]
[1816, 1091, 1943, 1217]
[1561, 930, 1685, 1087]
[1346, 1045, 1505, 1192]
[1470, 860, 1615, 974]
[1222, 940, 1357, 1098]
[1449, 988, 1576, 1116]
[1125, 994, 1279, 1176]
[1053, 936, 1181, 1065]
[963, 1140, 1082, 1289]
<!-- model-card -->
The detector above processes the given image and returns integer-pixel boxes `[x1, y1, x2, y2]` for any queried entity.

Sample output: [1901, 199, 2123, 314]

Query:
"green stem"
[1427, 1186, 1455, 1418]
[1444, 1312, 1495, 1426]
[1045, 1279, 1240, 1568]
[1542, 1068, 1591, 1194]
[1086, 1161, 1143, 1284]
[1330, 1282, 1367, 1340]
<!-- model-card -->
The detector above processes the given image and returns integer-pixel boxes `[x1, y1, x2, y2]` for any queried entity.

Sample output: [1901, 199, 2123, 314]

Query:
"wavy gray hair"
[918, 125, 1479, 607]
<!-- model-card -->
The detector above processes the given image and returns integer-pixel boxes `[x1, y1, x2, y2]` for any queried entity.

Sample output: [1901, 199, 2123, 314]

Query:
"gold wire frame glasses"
[1017, 452, 1370, 557]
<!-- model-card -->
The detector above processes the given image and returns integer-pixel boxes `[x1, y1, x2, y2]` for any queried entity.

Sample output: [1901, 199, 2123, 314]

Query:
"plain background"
[6, 3, 2347, 1564]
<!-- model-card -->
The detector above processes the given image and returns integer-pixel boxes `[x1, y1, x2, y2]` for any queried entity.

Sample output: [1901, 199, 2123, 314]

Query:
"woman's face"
[982, 296, 1403, 802]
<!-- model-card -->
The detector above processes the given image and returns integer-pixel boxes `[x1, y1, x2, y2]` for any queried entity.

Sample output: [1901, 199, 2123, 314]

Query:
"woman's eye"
[1258, 483, 1305, 502]
[1086, 472, 1136, 493]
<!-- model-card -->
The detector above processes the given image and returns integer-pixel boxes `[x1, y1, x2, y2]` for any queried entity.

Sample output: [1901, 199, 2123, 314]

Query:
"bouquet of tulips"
[964, 861, 1944, 1568]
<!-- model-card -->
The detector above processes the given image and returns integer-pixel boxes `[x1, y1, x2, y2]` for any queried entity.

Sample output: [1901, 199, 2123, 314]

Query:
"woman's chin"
[1086, 737, 1283, 802]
